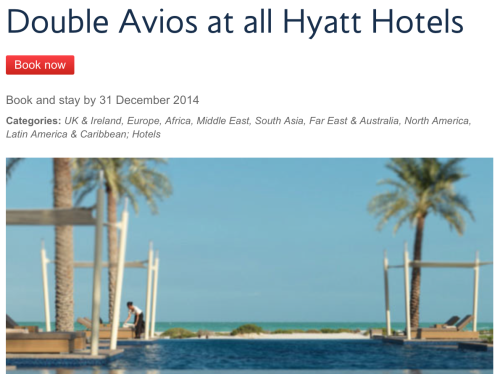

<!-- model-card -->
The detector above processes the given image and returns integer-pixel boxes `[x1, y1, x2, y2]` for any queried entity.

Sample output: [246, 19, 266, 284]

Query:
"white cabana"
[383, 243, 493, 340]
[40, 239, 160, 350]
[7, 175, 106, 355]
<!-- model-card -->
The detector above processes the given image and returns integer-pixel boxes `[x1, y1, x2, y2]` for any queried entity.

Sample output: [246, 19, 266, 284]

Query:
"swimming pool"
[107, 339, 493, 370]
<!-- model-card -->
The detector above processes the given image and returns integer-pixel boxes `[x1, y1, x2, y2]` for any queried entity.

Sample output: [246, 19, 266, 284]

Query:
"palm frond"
[6, 158, 24, 181]
[72, 158, 172, 214]
[369, 158, 473, 236]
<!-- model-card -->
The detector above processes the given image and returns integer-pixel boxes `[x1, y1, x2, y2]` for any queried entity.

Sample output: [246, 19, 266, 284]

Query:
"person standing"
[124, 301, 145, 338]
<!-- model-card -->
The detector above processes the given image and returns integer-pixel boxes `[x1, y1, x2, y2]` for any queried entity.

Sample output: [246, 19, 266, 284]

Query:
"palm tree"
[53, 158, 75, 331]
[72, 158, 172, 323]
[7, 158, 75, 331]
[368, 158, 474, 328]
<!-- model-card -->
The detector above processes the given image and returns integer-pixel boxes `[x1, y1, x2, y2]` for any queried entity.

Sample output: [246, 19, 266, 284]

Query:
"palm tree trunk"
[53, 158, 75, 332]
[410, 214, 426, 328]
[107, 186, 118, 324]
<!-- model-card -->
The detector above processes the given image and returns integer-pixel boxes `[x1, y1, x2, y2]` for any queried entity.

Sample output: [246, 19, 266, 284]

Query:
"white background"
[0, 0, 498, 157]
[0, 0, 498, 363]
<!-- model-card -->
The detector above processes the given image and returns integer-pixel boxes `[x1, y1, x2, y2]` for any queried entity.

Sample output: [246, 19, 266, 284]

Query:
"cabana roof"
[389, 260, 493, 269]
[7, 207, 96, 226]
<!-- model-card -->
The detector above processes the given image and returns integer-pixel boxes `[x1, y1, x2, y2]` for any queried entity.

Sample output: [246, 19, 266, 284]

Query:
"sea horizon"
[18, 321, 494, 332]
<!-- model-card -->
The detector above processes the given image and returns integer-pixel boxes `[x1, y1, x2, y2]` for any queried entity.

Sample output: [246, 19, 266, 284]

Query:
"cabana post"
[403, 243, 411, 340]
[473, 251, 479, 332]
[144, 244, 154, 340]
[90, 175, 105, 356]
[40, 242, 51, 332]
[383, 250, 391, 336]
[110, 199, 130, 350]
[151, 253, 160, 337]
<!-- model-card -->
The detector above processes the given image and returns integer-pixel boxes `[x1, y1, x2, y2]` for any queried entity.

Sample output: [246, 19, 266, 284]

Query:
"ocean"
[19, 321, 494, 333]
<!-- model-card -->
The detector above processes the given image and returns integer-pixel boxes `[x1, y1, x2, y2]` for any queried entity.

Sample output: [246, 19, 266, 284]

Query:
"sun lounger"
[81, 316, 109, 328]
[417, 315, 479, 339]
[433, 316, 460, 329]
[6, 331, 86, 353]
[77, 317, 135, 339]
[6, 314, 39, 333]
[404, 316, 460, 338]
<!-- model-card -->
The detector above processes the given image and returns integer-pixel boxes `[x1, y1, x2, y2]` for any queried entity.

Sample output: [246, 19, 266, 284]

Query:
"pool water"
[108, 340, 493, 370]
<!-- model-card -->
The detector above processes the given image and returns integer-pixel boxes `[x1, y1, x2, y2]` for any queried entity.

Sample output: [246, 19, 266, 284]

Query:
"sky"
[6, 158, 493, 323]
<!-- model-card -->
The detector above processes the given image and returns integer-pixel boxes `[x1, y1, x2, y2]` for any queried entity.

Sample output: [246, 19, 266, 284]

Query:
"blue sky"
[6, 158, 493, 323]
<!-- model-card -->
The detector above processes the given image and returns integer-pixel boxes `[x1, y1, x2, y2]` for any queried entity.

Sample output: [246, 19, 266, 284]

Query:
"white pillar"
[40, 242, 51, 332]
[472, 251, 479, 332]
[383, 250, 391, 336]
[403, 243, 411, 340]
[110, 200, 129, 350]
[151, 255, 160, 338]
[144, 244, 154, 340]
[90, 175, 105, 356]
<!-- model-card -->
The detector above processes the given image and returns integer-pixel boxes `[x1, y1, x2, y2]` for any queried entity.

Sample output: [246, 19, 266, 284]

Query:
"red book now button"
[6, 55, 74, 75]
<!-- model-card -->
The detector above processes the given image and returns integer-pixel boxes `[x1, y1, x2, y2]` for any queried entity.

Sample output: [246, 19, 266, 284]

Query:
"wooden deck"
[382, 336, 483, 346]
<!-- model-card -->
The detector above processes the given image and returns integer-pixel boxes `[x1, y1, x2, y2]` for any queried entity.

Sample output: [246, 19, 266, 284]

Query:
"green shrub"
[161, 328, 197, 339]
[381, 328, 397, 336]
[321, 328, 354, 334]
[271, 329, 305, 334]
[364, 327, 396, 336]
[480, 328, 493, 335]
[306, 329, 321, 334]
[230, 324, 264, 336]
[271, 329, 288, 334]
[480, 334, 493, 344]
